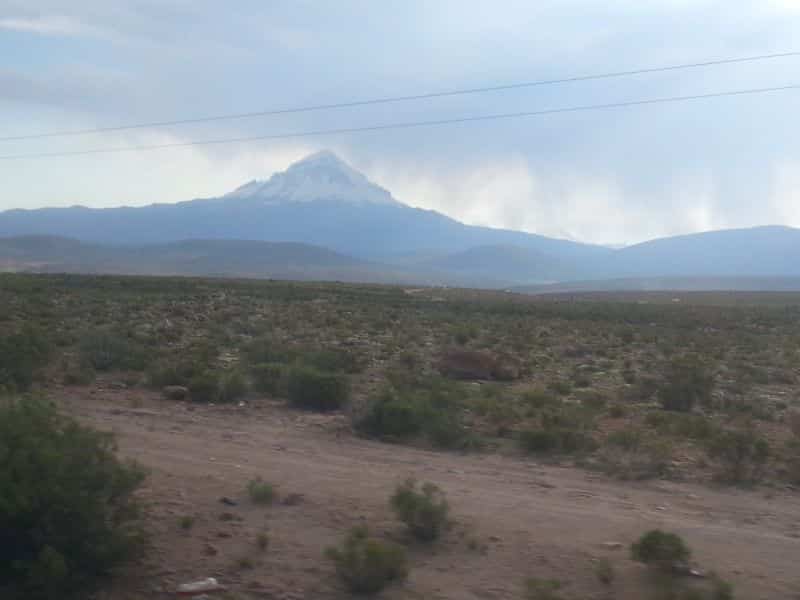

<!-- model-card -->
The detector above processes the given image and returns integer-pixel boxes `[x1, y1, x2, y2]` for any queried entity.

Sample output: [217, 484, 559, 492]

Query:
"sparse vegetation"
[287, 366, 349, 411]
[390, 479, 450, 542]
[325, 526, 408, 594]
[247, 477, 276, 505]
[631, 530, 691, 570]
[524, 577, 564, 600]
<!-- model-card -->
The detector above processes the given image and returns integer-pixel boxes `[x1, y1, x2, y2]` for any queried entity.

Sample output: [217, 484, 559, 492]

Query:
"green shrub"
[707, 428, 770, 483]
[302, 348, 365, 374]
[247, 477, 276, 505]
[188, 371, 221, 403]
[631, 530, 690, 569]
[356, 381, 473, 449]
[0, 398, 146, 599]
[519, 405, 597, 455]
[287, 366, 349, 411]
[0, 327, 51, 392]
[325, 526, 407, 594]
[390, 479, 449, 542]
[658, 356, 714, 412]
[251, 363, 286, 396]
[356, 389, 425, 439]
[78, 329, 148, 372]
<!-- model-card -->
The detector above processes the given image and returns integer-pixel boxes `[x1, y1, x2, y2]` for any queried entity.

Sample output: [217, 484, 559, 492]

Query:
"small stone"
[601, 542, 624, 550]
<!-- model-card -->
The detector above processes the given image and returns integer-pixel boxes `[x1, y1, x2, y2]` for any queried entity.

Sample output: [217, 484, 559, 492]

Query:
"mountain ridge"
[1, 151, 798, 288]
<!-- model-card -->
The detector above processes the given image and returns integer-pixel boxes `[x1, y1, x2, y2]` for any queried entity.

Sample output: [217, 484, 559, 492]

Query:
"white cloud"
[0, 15, 107, 37]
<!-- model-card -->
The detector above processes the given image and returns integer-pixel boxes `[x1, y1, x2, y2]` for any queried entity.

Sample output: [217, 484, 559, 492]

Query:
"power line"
[0, 83, 796, 161]
[1, 51, 798, 142]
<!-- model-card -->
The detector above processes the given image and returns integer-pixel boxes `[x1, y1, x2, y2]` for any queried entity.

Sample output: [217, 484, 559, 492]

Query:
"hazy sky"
[1, 1, 798, 245]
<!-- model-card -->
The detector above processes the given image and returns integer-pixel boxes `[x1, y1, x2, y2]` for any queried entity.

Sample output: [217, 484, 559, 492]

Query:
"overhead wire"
[0, 84, 796, 161]
[0, 50, 798, 142]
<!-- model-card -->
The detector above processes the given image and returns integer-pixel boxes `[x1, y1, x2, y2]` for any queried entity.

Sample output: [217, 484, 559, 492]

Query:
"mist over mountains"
[1, 151, 798, 290]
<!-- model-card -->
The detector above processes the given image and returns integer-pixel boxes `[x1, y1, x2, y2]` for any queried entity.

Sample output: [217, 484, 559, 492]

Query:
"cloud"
[0, 1, 798, 245]
[0, 15, 108, 37]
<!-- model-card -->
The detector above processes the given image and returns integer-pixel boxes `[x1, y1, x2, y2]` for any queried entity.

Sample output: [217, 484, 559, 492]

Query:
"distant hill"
[605, 225, 800, 278]
[515, 276, 800, 294]
[1, 152, 799, 289]
[0, 236, 379, 282]
[412, 244, 580, 284]
[0, 235, 517, 286]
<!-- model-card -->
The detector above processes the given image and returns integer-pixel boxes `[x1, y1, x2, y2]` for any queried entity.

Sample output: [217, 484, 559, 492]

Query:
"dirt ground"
[61, 386, 800, 600]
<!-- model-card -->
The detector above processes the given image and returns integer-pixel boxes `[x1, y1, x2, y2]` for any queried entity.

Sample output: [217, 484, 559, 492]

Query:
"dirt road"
[63, 390, 800, 600]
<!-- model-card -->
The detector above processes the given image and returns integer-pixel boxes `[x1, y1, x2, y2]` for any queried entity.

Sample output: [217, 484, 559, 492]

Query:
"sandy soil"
[61, 387, 800, 600]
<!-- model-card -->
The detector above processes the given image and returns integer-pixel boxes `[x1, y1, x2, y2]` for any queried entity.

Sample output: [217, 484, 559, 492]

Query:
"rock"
[282, 493, 305, 506]
[203, 544, 218, 556]
[601, 541, 624, 550]
[219, 497, 238, 506]
[163, 385, 190, 401]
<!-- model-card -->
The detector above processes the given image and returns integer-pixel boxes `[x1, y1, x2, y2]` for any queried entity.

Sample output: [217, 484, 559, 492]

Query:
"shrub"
[631, 530, 690, 570]
[218, 370, 248, 403]
[178, 515, 195, 530]
[595, 558, 615, 585]
[594, 438, 673, 481]
[188, 371, 221, 403]
[658, 356, 714, 412]
[707, 428, 770, 483]
[303, 348, 365, 374]
[390, 479, 449, 542]
[356, 381, 473, 449]
[325, 526, 407, 594]
[519, 406, 597, 455]
[524, 577, 564, 600]
[356, 389, 424, 439]
[247, 477, 276, 505]
[0, 327, 51, 392]
[250, 362, 286, 396]
[287, 366, 349, 411]
[78, 329, 148, 372]
[0, 398, 146, 599]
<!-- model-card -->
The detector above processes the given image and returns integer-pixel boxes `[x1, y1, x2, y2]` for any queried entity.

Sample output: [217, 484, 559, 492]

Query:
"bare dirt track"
[62, 388, 800, 600]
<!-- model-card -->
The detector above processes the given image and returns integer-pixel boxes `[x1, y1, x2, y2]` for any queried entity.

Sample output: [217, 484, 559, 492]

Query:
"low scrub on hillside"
[325, 526, 407, 594]
[390, 479, 450, 542]
[287, 366, 349, 411]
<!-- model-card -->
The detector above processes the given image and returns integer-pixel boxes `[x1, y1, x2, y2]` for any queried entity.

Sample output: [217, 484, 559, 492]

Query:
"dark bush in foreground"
[251, 362, 286, 396]
[0, 398, 146, 600]
[631, 530, 690, 569]
[325, 526, 407, 594]
[188, 371, 221, 403]
[287, 366, 349, 411]
[390, 479, 449, 542]
[0, 327, 51, 392]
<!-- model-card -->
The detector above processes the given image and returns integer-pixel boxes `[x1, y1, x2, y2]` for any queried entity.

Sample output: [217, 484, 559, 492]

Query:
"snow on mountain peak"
[225, 151, 400, 206]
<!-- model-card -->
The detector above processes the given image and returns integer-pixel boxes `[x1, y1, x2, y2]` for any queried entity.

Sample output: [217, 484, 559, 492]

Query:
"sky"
[1, 0, 798, 246]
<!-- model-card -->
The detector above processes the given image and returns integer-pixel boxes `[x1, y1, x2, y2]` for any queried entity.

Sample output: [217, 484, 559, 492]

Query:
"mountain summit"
[225, 150, 399, 206]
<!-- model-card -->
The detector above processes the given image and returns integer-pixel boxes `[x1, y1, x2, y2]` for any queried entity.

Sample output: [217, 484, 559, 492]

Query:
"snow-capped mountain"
[0, 150, 611, 283]
[225, 150, 399, 206]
